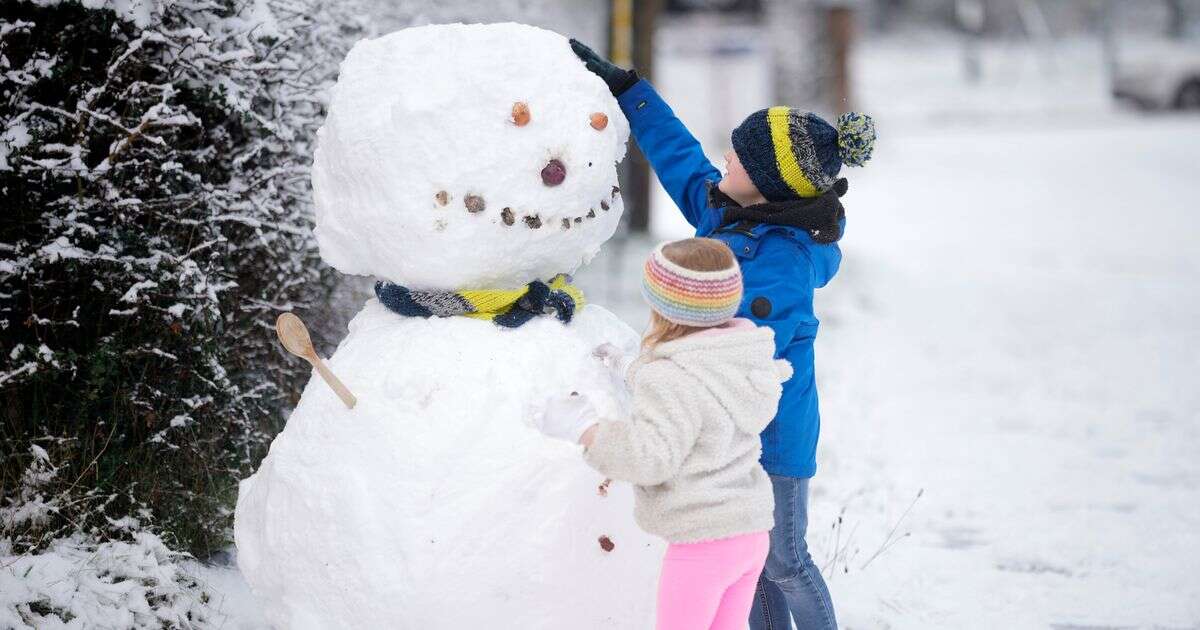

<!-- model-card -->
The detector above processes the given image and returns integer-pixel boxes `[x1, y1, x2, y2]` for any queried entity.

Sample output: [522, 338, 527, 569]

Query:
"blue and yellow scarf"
[374, 274, 584, 328]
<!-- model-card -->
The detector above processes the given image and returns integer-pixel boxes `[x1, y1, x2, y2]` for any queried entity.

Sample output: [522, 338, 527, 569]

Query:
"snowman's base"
[235, 301, 664, 629]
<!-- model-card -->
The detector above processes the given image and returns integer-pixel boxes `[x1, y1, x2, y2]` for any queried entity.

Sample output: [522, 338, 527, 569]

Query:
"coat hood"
[633, 323, 793, 435]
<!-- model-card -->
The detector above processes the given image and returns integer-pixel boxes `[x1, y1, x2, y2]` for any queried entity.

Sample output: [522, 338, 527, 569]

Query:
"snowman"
[233, 23, 664, 629]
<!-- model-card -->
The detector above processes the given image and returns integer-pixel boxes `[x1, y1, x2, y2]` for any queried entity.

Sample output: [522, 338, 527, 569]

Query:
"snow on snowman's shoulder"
[294, 303, 634, 438]
[341, 299, 637, 361]
[562, 302, 640, 354]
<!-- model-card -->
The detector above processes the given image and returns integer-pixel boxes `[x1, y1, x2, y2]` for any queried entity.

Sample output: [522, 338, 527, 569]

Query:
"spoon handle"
[312, 356, 357, 409]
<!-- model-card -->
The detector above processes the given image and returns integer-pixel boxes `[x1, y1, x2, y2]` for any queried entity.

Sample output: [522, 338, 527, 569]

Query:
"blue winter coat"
[618, 79, 842, 478]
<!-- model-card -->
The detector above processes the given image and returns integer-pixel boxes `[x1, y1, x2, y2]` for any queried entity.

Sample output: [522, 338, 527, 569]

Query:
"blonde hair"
[641, 238, 738, 350]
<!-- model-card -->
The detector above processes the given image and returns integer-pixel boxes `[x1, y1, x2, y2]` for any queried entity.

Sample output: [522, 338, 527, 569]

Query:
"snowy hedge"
[0, 0, 362, 569]
[0, 531, 219, 628]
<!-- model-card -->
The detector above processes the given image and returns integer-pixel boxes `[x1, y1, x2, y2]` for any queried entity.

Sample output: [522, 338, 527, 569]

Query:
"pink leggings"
[656, 531, 770, 630]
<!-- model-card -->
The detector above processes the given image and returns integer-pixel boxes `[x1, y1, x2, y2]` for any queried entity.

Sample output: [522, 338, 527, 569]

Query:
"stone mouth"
[432, 184, 621, 231]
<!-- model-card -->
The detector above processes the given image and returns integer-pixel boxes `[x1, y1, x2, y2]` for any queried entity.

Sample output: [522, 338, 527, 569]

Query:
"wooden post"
[1099, 0, 1118, 83]
[1165, 0, 1186, 39]
[827, 6, 856, 115]
[957, 0, 986, 84]
[612, 0, 662, 234]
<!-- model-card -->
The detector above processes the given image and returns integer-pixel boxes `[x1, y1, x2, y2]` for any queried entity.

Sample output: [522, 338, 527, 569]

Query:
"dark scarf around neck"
[711, 178, 848, 244]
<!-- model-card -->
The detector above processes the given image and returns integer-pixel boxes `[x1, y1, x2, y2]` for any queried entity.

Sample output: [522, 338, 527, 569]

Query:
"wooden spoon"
[276, 312, 357, 409]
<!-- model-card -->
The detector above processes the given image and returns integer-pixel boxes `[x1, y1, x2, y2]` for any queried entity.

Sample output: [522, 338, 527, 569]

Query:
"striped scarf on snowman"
[374, 274, 584, 328]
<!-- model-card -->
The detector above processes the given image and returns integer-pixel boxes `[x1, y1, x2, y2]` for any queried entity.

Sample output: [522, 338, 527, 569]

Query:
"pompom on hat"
[641, 242, 743, 328]
[731, 107, 876, 202]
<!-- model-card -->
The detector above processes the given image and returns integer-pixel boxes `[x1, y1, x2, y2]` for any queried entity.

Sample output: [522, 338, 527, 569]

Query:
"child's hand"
[592, 342, 622, 368]
[569, 38, 639, 97]
[592, 342, 635, 380]
[535, 392, 598, 444]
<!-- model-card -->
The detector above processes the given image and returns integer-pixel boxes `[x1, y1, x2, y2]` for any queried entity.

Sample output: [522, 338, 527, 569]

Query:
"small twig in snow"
[860, 488, 924, 570]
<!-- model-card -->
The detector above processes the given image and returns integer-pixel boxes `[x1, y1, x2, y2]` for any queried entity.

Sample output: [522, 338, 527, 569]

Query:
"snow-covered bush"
[0, 529, 218, 629]
[0, 0, 363, 563]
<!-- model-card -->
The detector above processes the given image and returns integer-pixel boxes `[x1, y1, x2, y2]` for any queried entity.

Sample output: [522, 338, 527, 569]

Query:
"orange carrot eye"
[589, 112, 608, 130]
[512, 102, 530, 126]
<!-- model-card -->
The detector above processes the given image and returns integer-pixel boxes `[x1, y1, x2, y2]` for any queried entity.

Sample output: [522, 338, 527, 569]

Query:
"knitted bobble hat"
[641, 242, 743, 328]
[731, 107, 876, 202]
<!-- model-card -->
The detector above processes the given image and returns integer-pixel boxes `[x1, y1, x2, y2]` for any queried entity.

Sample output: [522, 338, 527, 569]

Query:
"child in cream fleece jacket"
[536, 238, 792, 630]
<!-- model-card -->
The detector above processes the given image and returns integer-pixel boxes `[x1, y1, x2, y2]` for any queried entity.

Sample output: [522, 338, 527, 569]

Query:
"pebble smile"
[434, 185, 620, 230]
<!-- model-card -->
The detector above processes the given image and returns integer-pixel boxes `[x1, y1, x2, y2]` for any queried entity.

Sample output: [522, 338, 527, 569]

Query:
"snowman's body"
[235, 303, 661, 628]
[234, 22, 664, 629]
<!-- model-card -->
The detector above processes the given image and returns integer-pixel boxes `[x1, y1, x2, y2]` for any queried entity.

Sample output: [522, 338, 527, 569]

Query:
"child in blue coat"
[571, 39, 875, 630]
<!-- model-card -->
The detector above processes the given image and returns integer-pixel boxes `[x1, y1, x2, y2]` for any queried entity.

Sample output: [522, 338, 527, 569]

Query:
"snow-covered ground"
[818, 36, 1199, 629]
[187, 34, 1199, 629]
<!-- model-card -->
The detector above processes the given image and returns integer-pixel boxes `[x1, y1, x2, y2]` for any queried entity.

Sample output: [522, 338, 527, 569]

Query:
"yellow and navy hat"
[731, 108, 875, 202]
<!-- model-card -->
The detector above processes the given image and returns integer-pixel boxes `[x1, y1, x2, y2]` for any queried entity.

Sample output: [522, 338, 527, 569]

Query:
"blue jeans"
[749, 475, 838, 630]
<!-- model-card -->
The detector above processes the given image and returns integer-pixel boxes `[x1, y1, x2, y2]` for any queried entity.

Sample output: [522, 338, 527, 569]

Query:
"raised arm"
[570, 39, 722, 233]
[617, 80, 723, 232]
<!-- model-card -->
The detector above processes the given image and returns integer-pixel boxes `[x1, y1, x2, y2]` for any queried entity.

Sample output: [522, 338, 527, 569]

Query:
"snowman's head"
[312, 23, 629, 290]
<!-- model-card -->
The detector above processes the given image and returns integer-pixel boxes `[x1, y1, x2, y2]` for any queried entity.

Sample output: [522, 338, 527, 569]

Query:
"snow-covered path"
[811, 116, 1200, 628]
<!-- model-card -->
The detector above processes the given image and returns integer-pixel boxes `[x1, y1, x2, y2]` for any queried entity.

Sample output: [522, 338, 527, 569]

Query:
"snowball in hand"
[311, 22, 629, 290]
[234, 23, 661, 630]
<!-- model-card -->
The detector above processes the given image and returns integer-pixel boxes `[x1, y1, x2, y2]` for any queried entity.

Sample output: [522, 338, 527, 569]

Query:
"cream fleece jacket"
[584, 320, 793, 543]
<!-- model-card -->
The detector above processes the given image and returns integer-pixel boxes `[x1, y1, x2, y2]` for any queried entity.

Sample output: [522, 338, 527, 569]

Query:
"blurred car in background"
[1112, 41, 1200, 109]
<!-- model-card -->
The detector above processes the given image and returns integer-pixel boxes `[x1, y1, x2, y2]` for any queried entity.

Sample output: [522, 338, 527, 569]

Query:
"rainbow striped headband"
[641, 242, 743, 328]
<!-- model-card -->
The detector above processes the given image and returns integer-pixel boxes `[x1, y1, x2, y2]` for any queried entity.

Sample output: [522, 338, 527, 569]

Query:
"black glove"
[569, 38, 640, 97]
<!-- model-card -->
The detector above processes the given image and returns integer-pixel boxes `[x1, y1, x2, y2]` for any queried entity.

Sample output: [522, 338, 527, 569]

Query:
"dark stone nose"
[541, 159, 566, 187]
